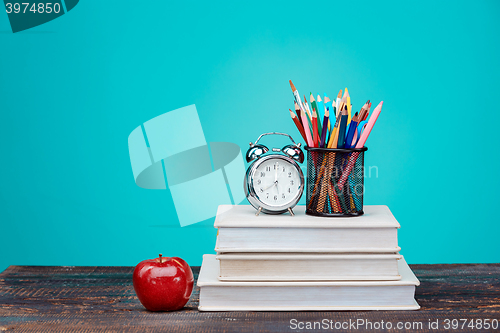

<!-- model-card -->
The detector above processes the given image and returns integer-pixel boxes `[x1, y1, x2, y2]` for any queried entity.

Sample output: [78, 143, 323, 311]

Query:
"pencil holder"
[305, 146, 368, 217]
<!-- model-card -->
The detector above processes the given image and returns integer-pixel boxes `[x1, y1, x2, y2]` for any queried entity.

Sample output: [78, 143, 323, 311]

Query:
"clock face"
[250, 157, 302, 209]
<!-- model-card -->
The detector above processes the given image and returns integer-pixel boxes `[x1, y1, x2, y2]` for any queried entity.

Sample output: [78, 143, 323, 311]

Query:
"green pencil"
[310, 93, 323, 138]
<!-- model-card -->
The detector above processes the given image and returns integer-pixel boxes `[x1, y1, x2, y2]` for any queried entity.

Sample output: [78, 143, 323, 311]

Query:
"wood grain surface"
[0, 264, 499, 332]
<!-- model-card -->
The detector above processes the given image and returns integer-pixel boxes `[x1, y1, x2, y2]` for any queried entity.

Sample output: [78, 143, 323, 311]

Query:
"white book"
[215, 205, 401, 253]
[198, 254, 420, 311]
[217, 253, 402, 281]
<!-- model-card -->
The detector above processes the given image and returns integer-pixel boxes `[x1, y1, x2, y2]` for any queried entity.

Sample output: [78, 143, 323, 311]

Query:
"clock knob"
[245, 144, 269, 162]
[282, 145, 304, 163]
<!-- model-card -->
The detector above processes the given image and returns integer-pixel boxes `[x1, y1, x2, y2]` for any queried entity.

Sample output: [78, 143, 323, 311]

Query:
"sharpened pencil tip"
[341, 105, 348, 115]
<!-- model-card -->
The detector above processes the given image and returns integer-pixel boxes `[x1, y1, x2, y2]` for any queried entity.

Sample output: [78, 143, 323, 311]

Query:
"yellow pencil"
[336, 90, 342, 117]
[345, 88, 351, 124]
[327, 102, 344, 148]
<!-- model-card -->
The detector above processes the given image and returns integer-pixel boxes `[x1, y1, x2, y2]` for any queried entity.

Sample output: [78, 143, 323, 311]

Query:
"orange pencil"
[289, 109, 307, 143]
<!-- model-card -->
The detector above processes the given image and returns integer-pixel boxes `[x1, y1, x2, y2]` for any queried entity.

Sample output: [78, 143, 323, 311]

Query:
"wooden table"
[1, 264, 499, 332]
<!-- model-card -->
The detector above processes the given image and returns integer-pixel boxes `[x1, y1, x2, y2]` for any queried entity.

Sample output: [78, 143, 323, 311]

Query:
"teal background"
[1, 0, 499, 272]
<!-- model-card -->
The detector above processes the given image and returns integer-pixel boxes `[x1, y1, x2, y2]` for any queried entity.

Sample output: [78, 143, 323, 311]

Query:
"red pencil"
[363, 102, 372, 121]
[289, 109, 307, 143]
[312, 108, 320, 147]
[294, 100, 302, 125]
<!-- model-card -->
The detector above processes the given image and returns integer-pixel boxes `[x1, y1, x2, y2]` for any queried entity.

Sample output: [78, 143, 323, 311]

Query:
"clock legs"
[256, 207, 295, 216]
[255, 207, 263, 216]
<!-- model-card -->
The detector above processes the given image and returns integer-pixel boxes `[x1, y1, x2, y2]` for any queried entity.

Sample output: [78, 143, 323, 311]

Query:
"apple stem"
[159, 253, 163, 263]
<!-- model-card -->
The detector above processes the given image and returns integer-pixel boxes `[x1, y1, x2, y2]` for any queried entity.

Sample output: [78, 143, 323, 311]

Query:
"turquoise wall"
[1, 0, 499, 271]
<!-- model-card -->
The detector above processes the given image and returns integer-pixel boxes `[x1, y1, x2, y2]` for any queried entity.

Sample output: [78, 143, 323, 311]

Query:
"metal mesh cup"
[305, 146, 368, 217]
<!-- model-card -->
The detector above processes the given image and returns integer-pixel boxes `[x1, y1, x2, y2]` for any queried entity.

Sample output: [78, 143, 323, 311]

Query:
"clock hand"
[274, 162, 280, 196]
[262, 183, 275, 191]
[275, 162, 278, 183]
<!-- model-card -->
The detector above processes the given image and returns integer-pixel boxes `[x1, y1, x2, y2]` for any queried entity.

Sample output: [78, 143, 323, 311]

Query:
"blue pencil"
[337, 105, 348, 148]
[344, 112, 359, 148]
[319, 107, 330, 148]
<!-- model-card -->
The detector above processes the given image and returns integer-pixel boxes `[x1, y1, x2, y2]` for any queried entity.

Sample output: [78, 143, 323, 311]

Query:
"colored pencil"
[337, 101, 384, 190]
[289, 109, 308, 144]
[294, 99, 303, 124]
[338, 93, 347, 117]
[316, 94, 324, 132]
[303, 96, 315, 137]
[299, 107, 314, 147]
[352, 101, 367, 141]
[309, 93, 317, 114]
[310, 94, 322, 136]
[296, 100, 312, 134]
[316, 156, 342, 213]
[319, 107, 330, 148]
[363, 102, 372, 121]
[344, 112, 359, 149]
[289, 80, 306, 113]
[345, 88, 351, 124]
[353, 101, 369, 143]
[336, 90, 342, 117]
[312, 109, 320, 147]
[323, 95, 332, 131]
[325, 106, 337, 148]
[303, 95, 312, 120]
[289, 80, 315, 147]
[351, 119, 368, 151]
[336, 105, 348, 148]
[327, 104, 343, 148]
[355, 101, 382, 149]
[357, 100, 370, 122]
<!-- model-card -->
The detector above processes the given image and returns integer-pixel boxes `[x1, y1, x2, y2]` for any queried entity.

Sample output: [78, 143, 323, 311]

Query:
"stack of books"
[197, 205, 420, 311]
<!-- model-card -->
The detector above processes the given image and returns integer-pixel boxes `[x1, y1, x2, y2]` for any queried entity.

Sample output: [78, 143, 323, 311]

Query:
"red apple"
[133, 254, 194, 311]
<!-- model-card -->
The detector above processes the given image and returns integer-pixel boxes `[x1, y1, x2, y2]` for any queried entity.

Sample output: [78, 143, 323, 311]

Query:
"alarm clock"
[244, 132, 305, 216]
